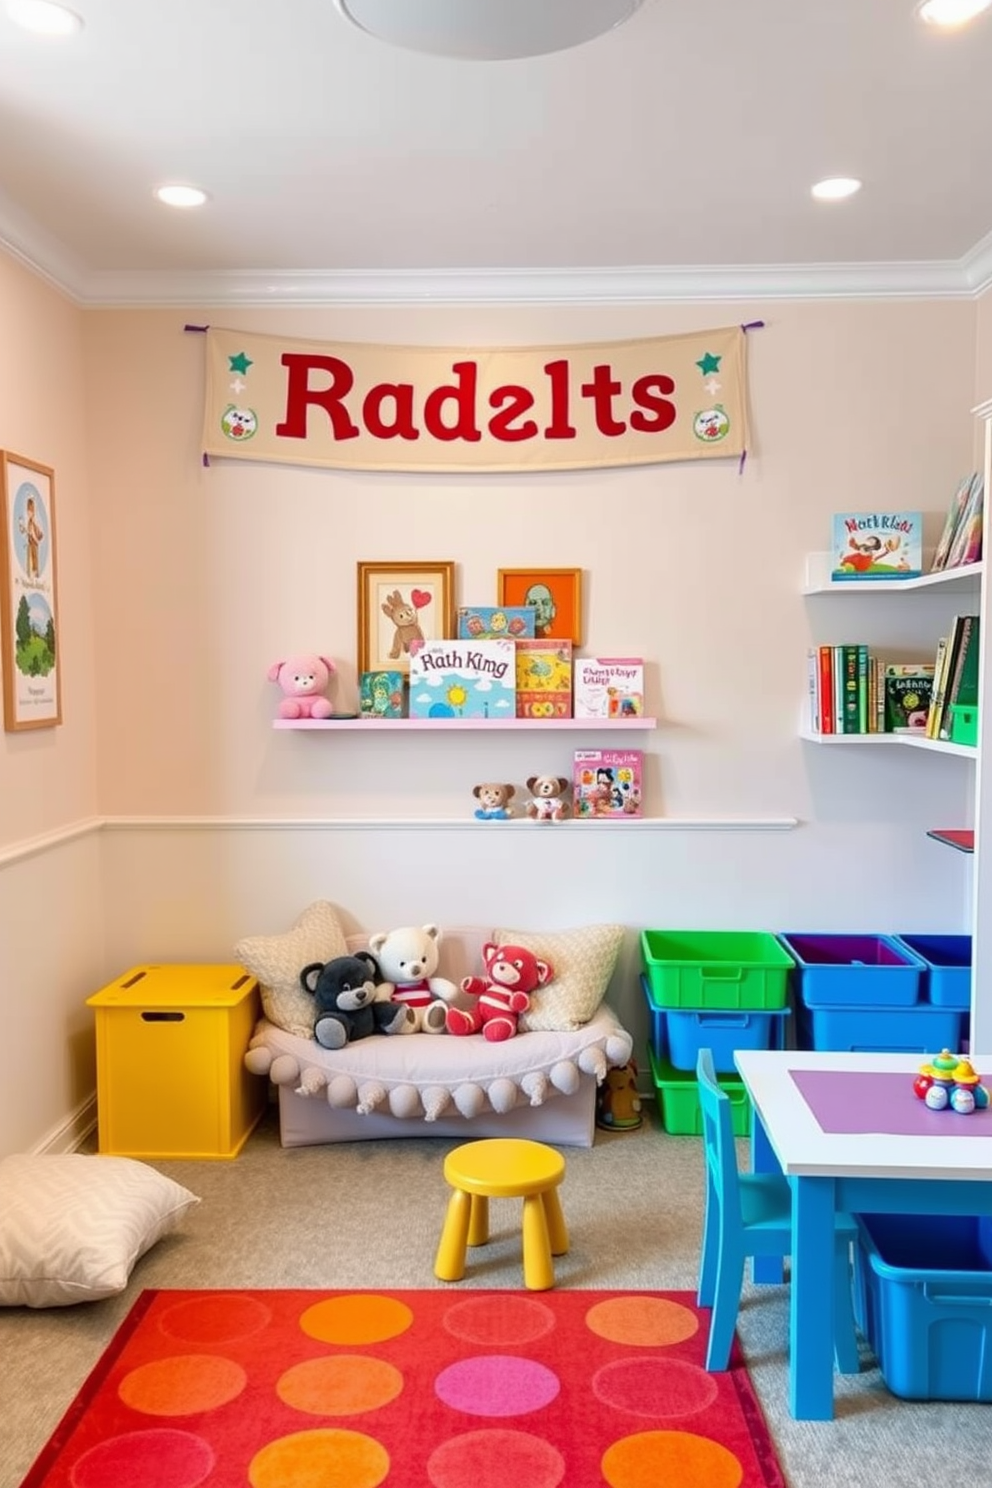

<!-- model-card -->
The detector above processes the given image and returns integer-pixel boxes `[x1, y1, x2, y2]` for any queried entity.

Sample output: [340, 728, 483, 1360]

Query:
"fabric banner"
[201, 323, 750, 474]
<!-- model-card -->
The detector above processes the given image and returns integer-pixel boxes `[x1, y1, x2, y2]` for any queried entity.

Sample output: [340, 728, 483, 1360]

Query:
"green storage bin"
[647, 1045, 752, 1136]
[640, 930, 793, 1010]
[949, 705, 978, 747]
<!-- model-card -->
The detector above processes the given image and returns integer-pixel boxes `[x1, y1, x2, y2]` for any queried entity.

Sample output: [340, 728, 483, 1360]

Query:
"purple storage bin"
[778, 933, 925, 1008]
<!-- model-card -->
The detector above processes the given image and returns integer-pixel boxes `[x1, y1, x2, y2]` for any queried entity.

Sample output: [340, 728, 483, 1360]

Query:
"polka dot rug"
[21, 1290, 785, 1488]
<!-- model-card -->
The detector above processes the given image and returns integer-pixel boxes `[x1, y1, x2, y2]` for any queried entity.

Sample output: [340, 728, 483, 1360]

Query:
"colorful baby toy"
[913, 1049, 990, 1113]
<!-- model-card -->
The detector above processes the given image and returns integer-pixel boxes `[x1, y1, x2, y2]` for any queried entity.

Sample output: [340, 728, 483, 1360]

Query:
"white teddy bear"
[367, 923, 459, 1034]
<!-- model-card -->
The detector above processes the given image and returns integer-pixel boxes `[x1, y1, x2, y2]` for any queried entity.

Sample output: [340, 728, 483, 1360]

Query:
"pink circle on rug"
[602, 1429, 743, 1488]
[593, 1358, 718, 1418]
[435, 1356, 559, 1416]
[119, 1355, 247, 1416]
[248, 1427, 389, 1488]
[70, 1428, 214, 1488]
[443, 1294, 556, 1347]
[585, 1296, 699, 1347]
[277, 1355, 404, 1416]
[301, 1294, 413, 1346]
[159, 1294, 272, 1346]
[427, 1428, 564, 1488]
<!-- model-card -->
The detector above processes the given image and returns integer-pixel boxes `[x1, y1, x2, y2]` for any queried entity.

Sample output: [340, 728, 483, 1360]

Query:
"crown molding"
[1, 194, 990, 306]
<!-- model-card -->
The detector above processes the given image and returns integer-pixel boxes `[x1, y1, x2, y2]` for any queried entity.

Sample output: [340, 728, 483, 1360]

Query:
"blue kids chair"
[695, 1047, 860, 1373]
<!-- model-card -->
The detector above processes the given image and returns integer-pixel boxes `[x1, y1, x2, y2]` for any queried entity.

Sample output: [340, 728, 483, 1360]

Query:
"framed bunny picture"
[357, 561, 455, 675]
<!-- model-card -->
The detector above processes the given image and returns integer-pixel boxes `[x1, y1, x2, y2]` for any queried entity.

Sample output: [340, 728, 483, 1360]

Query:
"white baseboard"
[34, 1094, 97, 1154]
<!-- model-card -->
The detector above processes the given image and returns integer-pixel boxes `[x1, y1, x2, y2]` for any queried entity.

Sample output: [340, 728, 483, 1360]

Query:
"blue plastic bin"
[893, 933, 972, 1010]
[778, 932, 925, 1008]
[641, 975, 789, 1071]
[796, 1000, 964, 1053]
[854, 1212, 992, 1401]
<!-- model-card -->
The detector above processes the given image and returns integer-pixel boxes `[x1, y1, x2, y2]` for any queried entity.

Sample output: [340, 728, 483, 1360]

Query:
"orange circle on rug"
[301, 1294, 413, 1346]
[585, 1296, 698, 1348]
[277, 1355, 404, 1415]
[71, 1428, 215, 1488]
[443, 1294, 556, 1347]
[602, 1430, 743, 1488]
[118, 1355, 247, 1415]
[249, 1428, 389, 1488]
[159, 1294, 272, 1345]
[593, 1357, 719, 1418]
[427, 1427, 564, 1488]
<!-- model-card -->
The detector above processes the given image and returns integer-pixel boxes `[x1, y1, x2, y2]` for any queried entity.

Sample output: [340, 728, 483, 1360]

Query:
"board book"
[456, 605, 535, 641]
[883, 663, 935, 732]
[515, 638, 572, 718]
[573, 656, 644, 719]
[408, 639, 516, 720]
[359, 670, 406, 719]
[831, 511, 922, 580]
[573, 748, 642, 818]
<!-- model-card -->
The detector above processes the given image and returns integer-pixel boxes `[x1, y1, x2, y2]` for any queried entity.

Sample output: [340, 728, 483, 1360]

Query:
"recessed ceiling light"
[334, 0, 643, 60]
[5, 0, 82, 36]
[917, 0, 992, 27]
[154, 185, 209, 209]
[811, 177, 862, 202]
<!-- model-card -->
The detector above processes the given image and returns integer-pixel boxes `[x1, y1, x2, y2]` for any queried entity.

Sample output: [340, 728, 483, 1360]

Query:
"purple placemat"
[791, 1069, 992, 1137]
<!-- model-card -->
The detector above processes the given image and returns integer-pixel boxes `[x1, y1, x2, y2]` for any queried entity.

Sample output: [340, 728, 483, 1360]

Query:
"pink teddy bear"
[268, 654, 336, 719]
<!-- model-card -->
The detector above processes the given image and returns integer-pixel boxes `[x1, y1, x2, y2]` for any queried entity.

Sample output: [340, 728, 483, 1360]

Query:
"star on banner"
[228, 351, 253, 374]
[704, 378, 721, 396]
[696, 352, 722, 375]
[230, 377, 246, 394]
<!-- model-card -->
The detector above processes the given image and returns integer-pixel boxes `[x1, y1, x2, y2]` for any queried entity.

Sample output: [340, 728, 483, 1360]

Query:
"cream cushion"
[0, 1154, 199, 1308]
[234, 899, 349, 1038]
[492, 923, 625, 1031]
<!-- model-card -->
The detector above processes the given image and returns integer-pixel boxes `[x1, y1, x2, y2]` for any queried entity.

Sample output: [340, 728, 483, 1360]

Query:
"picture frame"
[497, 567, 582, 645]
[0, 451, 61, 731]
[357, 561, 456, 676]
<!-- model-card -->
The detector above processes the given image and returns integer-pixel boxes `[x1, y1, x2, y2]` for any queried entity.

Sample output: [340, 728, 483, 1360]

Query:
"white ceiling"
[2, 0, 992, 306]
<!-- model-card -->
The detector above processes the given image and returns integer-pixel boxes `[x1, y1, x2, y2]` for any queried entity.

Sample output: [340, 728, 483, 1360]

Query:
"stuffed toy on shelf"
[268, 654, 336, 719]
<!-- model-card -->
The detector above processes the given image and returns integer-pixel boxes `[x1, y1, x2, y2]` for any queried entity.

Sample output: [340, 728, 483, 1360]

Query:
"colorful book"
[944, 475, 984, 570]
[408, 639, 516, 720]
[939, 615, 980, 738]
[456, 605, 535, 641]
[831, 511, 922, 580]
[818, 645, 834, 733]
[514, 638, 572, 718]
[931, 473, 981, 572]
[359, 669, 405, 719]
[573, 749, 643, 818]
[573, 657, 644, 719]
[884, 663, 935, 733]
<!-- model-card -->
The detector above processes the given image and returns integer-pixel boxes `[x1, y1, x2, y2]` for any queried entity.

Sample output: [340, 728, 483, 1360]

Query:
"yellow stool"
[434, 1137, 569, 1291]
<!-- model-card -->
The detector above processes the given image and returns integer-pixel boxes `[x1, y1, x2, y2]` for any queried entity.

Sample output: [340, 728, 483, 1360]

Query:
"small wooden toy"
[913, 1049, 989, 1114]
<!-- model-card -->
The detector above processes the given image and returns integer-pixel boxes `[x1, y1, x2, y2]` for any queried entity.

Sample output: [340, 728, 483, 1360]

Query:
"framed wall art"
[357, 561, 455, 675]
[0, 451, 61, 731]
[497, 567, 582, 645]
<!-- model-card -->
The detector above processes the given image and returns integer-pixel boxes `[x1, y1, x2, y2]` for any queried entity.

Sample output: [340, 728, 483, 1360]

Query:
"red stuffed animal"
[446, 942, 553, 1042]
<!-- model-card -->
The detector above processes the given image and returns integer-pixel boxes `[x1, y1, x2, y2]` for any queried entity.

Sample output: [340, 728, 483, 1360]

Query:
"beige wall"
[1, 266, 989, 1153]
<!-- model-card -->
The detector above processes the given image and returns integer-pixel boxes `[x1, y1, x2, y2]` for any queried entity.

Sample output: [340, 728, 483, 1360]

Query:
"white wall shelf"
[803, 552, 982, 596]
[273, 717, 658, 732]
[799, 728, 976, 759]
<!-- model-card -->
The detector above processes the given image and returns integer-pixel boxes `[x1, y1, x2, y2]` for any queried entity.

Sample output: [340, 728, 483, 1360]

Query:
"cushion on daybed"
[235, 900, 349, 1039]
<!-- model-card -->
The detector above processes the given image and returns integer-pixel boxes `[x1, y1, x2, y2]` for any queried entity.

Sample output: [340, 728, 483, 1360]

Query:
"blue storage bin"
[854, 1212, 992, 1401]
[796, 1000, 964, 1053]
[893, 934, 972, 1010]
[779, 932, 925, 1008]
[641, 976, 789, 1070]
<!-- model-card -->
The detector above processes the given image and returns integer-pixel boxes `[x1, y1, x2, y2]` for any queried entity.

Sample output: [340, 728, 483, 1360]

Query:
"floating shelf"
[926, 828, 975, 854]
[800, 728, 976, 759]
[803, 553, 982, 596]
[273, 717, 658, 732]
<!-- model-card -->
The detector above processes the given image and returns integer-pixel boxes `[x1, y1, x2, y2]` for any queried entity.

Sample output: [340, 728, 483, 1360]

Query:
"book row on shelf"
[828, 478, 983, 584]
[806, 616, 980, 743]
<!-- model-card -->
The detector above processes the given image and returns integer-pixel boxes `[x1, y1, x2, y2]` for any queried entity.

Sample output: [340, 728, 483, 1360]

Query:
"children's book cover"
[359, 670, 405, 719]
[883, 663, 935, 732]
[573, 749, 642, 818]
[409, 639, 516, 720]
[457, 606, 535, 641]
[831, 511, 922, 580]
[515, 638, 573, 718]
[573, 657, 644, 719]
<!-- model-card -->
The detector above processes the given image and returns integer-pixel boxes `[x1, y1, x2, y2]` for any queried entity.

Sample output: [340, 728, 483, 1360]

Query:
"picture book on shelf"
[456, 606, 535, 641]
[931, 472, 983, 572]
[883, 663, 935, 733]
[359, 669, 405, 719]
[831, 511, 922, 580]
[573, 748, 642, 819]
[573, 657, 644, 719]
[408, 639, 516, 720]
[515, 638, 572, 718]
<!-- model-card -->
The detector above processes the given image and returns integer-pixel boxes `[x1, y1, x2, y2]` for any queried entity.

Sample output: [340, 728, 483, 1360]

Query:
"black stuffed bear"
[299, 952, 408, 1049]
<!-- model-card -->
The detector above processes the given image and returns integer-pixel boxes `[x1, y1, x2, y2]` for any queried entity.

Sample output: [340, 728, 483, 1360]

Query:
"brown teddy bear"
[473, 782, 515, 820]
[525, 775, 570, 821]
